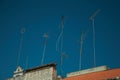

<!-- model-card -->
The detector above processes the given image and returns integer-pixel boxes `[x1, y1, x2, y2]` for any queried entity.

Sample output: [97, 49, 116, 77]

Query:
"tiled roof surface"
[64, 68, 120, 80]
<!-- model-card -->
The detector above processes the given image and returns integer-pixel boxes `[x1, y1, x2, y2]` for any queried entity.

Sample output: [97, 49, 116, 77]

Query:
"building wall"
[25, 67, 53, 80]
[7, 63, 57, 80]
[7, 75, 24, 80]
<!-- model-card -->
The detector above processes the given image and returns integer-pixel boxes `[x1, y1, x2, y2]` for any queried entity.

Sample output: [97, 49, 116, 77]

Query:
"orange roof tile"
[64, 68, 120, 80]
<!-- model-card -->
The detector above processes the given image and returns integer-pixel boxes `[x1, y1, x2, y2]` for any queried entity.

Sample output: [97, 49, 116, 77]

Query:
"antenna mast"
[17, 27, 25, 67]
[56, 16, 64, 53]
[56, 16, 65, 76]
[90, 9, 100, 67]
[79, 31, 86, 70]
[41, 33, 48, 65]
[60, 16, 64, 76]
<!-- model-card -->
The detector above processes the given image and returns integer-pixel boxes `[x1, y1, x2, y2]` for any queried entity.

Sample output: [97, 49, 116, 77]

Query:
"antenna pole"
[92, 19, 96, 67]
[79, 31, 86, 70]
[56, 16, 65, 76]
[79, 33, 83, 70]
[41, 33, 48, 65]
[17, 27, 25, 67]
[60, 16, 64, 76]
[60, 16, 64, 54]
[90, 9, 100, 67]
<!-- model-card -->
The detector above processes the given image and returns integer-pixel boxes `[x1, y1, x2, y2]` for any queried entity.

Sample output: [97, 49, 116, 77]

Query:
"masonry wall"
[7, 63, 57, 80]
[25, 67, 53, 80]
[7, 75, 24, 80]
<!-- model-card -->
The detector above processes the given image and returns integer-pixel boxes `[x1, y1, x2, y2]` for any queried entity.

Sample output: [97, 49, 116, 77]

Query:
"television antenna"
[17, 27, 25, 67]
[41, 33, 49, 65]
[56, 16, 64, 53]
[60, 52, 68, 77]
[79, 31, 86, 70]
[56, 16, 65, 77]
[90, 9, 100, 67]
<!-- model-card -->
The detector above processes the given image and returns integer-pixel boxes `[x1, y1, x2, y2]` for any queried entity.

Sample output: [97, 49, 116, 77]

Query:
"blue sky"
[0, 0, 120, 79]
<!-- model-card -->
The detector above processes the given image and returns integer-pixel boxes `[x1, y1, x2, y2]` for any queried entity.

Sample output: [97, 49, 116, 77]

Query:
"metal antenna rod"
[60, 16, 64, 54]
[60, 16, 64, 76]
[93, 18, 96, 67]
[17, 27, 25, 67]
[79, 31, 86, 70]
[56, 16, 64, 53]
[90, 9, 100, 67]
[56, 16, 65, 76]
[41, 33, 48, 65]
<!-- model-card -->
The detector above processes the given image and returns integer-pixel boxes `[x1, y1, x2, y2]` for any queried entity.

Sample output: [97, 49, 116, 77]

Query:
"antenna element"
[17, 27, 25, 67]
[90, 9, 100, 67]
[79, 31, 86, 70]
[41, 33, 49, 65]
[56, 16, 65, 76]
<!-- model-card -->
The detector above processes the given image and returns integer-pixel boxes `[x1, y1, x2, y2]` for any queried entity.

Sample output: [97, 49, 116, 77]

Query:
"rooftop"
[25, 62, 56, 73]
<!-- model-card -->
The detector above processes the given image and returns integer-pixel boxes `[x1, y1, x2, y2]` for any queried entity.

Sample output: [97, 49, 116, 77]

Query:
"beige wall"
[24, 67, 53, 80]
